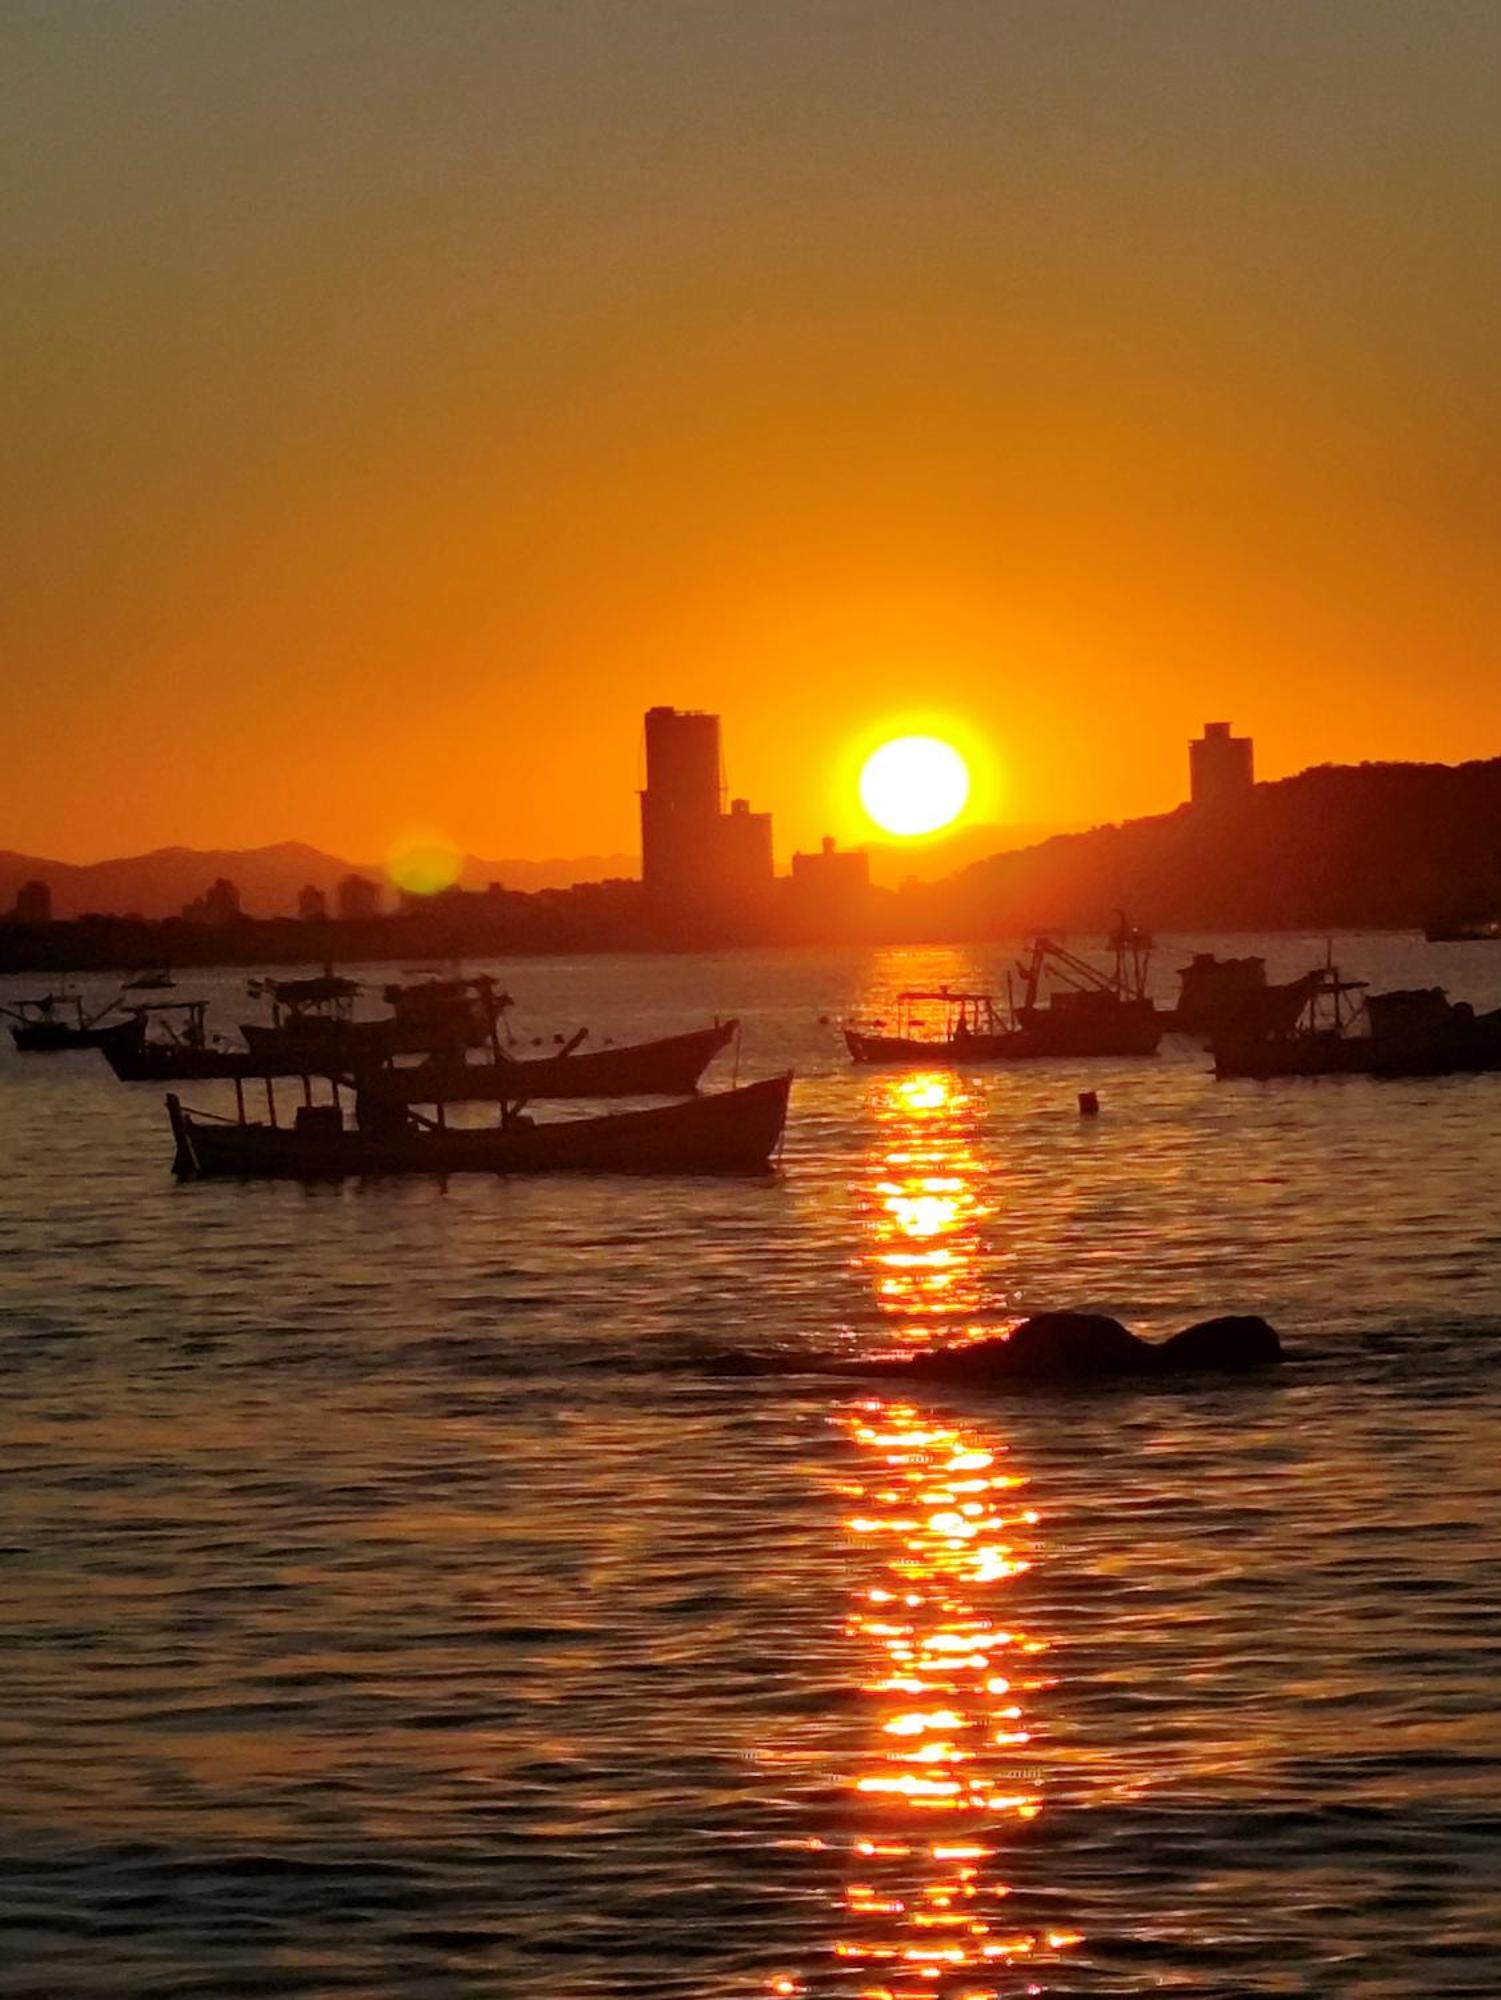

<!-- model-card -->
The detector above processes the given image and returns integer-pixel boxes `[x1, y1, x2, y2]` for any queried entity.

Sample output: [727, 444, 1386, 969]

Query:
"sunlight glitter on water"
[4, 940, 1501, 1997]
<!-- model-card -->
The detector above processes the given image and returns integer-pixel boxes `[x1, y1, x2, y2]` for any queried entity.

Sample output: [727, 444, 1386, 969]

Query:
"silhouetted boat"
[362, 1019, 738, 1105]
[105, 1008, 737, 1096]
[1214, 974, 1501, 1078]
[845, 921, 1162, 1064]
[1164, 953, 1328, 1039]
[1424, 918, 1501, 943]
[4, 989, 125, 1051]
[98, 1002, 264, 1081]
[240, 972, 508, 1064]
[123, 969, 176, 991]
[165, 1072, 792, 1179]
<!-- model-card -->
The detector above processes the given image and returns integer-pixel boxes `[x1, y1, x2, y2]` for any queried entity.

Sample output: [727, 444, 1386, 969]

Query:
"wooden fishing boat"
[1163, 954, 1328, 1039]
[845, 921, 1162, 1065]
[845, 990, 1021, 1064]
[165, 1071, 792, 1180]
[362, 1019, 737, 1105]
[1009, 921, 1162, 1055]
[240, 972, 509, 1064]
[4, 990, 125, 1051]
[106, 1006, 736, 1095]
[98, 1003, 271, 1081]
[1214, 974, 1501, 1079]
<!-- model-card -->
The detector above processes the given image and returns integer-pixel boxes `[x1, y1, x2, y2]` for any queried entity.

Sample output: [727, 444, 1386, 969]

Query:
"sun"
[859, 735, 971, 837]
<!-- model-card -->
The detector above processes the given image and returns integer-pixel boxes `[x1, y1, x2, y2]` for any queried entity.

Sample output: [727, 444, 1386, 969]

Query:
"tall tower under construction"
[640, 707, 724, 900]
[639, 706, 773, 911]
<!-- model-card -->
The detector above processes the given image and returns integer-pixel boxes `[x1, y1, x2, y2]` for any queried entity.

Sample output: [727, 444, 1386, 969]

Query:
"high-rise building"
[12, 879, 52, 924]
[639, 707, 773, 911]
[297, 884, 328, 921]
[336, 873, 382, 921]
[1190, 722, 1254, 806]
[640, 707, 723, 900]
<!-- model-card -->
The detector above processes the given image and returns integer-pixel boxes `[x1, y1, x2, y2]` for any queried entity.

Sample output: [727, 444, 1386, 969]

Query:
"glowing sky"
[5, 2, 1499, 863]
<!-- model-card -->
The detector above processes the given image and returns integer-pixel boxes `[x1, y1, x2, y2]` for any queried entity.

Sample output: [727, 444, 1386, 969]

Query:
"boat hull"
[1214, 1030, 1501, 1079]
[166, 1073, 791, 1180]
[11, 1022, 121, 1052]
[846, 1007, 1161, 1065]
[100, 1021, 270, 1081]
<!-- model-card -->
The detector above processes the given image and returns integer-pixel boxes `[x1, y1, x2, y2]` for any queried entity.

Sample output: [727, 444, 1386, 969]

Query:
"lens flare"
[386, 827, 462, 897]
[859, 737, 970, 837]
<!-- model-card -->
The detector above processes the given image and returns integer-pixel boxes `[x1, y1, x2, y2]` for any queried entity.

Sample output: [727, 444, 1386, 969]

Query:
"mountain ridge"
[0, 844, 640, 919]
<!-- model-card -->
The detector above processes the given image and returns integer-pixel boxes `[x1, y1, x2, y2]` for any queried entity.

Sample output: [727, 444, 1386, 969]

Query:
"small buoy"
[1078, 1090, 1100, 1117]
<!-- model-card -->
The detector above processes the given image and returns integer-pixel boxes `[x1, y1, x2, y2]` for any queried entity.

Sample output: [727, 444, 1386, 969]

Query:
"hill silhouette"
[925, 757, 1501, 932]
[0, 842, 636, 919]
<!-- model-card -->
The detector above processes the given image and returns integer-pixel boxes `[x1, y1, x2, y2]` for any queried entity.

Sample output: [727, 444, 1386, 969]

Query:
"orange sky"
[6, 2, 1499, 865]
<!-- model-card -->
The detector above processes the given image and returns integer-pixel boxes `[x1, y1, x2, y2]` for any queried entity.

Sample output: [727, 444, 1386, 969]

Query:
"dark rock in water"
[704, 1311, 1283, 1389]
[902, 1313, 1151, 1383]
[1158, 1315, 1283, 1373]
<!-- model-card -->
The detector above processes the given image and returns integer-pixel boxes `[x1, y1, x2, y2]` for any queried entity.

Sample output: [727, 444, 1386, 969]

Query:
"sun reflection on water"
[862, 1072, 993, 1342]
[816, 1402, 1078, 1997]
[768, 1063, 1080, 1996]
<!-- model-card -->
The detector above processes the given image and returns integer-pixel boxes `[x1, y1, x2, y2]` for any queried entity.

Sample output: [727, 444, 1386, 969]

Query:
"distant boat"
[845, 920, 1162, 1064]
[4, 989, 125, 1051]
[165, 1072, 792, 1180]
[1424, 918, 1501, 943]
[123, 969, 176, 991]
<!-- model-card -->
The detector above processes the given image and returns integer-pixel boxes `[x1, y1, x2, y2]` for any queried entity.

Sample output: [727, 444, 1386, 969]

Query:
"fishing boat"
[98, 1002, 267, 1081]
[845, 920, 1162, 1065]
[359, 1018, 738, 1105]
[1213, 973, 1501, 1079]
[1424, 918, 1501, 943]
[1009, 922, 1163, 1056]
[845, 989, 1020, 1064]
[240, 972, 508, 1064]
[165, 1071, 792, 1180]
[123, 969, 176, 991]
[106, 1006, 737, 1096]
[1164, 953, 1328, 1040]
[4, 989, 125, 1051]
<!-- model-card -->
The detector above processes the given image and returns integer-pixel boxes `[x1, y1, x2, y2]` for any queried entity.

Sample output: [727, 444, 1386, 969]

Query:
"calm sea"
[3, 935, 1500, 1999]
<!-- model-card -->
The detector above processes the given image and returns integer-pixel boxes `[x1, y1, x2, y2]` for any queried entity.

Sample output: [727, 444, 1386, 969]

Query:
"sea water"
[2, 935, 1500, 1997]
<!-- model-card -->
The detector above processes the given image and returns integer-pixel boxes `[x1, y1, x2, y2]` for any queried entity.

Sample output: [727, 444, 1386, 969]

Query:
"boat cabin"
[866, 989, 1006, 1044]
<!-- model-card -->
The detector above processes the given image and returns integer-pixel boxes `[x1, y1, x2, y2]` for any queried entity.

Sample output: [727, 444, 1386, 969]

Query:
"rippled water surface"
[3, 937, 1500, 1998]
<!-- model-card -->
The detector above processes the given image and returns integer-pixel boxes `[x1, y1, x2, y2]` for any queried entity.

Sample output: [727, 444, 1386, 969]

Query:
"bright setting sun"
[858, 735, 971, 838]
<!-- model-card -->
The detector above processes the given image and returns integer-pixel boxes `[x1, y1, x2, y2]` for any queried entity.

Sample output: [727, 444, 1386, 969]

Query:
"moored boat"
[1424, 916, 1501, 943]
[240, 972, 509, 1064]
[1164, 953, 1328, 1040]
[363, 1019, 737, 1105]
[1213, 974, 1501, 1079]
[845, 920, 1163, 1065]
[165, 1071, 792, 1180]
[4, 989, 126, 1051]
[106, 1007, 737, 1095]
[99, 1002, 269, 1081]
